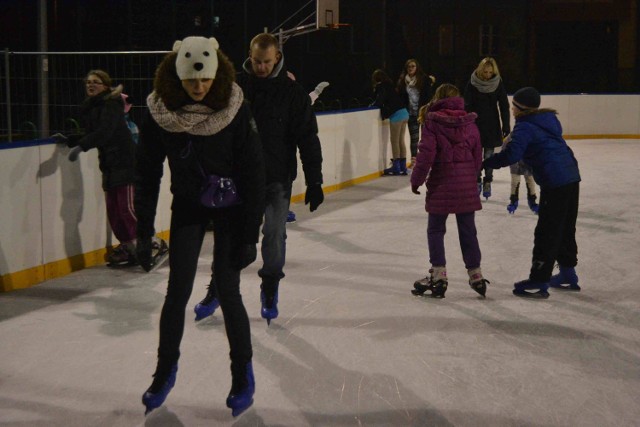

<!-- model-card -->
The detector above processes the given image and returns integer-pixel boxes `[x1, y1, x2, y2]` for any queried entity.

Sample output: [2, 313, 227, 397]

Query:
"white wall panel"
[1, 97, 638, 282]
[0, 146, 44, 273]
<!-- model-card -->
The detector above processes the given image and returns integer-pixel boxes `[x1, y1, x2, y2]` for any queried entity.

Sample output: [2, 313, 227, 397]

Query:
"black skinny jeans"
[157, 201, 252, 368]
[529, 182, 580, 282]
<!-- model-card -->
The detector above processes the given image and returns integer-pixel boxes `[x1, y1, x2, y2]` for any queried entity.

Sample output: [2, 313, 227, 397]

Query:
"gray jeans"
[258, 181, 292, 282]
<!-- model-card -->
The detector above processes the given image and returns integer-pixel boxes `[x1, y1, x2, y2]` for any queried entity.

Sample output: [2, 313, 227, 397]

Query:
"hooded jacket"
[135, 51, 265, 244]
[483, 109, 581, 189]
[77, 86, 136, 190]
[237, 55, 323, 186]
[410, 97, 482, 214]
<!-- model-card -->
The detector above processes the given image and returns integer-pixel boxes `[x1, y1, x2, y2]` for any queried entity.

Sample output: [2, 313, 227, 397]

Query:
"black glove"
[305, 184, 324, 212]
[68, 146, 83, 162]
[502, 127, 510, 138]
[233, 243, 257, 270]
[136, 237, 153, 272]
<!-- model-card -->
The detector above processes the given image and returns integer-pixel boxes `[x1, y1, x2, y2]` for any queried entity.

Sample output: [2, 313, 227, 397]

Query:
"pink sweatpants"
[105, 184, 137, 244]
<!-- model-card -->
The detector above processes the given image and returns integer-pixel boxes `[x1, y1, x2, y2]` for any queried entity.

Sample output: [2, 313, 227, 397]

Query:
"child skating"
[483, 87, 581, 298]
[410, 83, 489, 298]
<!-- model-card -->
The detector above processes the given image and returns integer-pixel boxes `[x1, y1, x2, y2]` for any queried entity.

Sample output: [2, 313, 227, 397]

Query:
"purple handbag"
[199, 174, 241, 208]
[182, 140, 241, 208]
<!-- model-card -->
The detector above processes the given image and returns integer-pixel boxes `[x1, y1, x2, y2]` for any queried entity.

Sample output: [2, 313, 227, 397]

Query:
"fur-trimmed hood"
[151, 50, 236, 111]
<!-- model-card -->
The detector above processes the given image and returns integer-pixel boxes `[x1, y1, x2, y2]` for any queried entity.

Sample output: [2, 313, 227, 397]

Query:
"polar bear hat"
[173, 36, 220, 80]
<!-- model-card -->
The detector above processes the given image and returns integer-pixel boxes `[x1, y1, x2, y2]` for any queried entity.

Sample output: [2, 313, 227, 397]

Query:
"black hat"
[512, 87, 540, 110]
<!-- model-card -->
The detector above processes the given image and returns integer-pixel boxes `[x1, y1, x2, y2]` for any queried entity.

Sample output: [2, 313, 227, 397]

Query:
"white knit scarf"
[147, 82, 244, 135]
[405, 74, 417, 87]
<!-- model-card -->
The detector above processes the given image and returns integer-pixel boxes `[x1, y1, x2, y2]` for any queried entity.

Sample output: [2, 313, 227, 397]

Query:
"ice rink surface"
[1, 139, 639, 427]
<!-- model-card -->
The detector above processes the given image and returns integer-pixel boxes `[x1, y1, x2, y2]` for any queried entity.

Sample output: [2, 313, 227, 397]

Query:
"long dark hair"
[396, 59, 427, 92]
[371, 69, 392, 89]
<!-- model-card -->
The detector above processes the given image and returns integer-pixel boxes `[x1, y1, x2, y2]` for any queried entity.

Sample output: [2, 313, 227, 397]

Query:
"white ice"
[1, 139, 639, 426]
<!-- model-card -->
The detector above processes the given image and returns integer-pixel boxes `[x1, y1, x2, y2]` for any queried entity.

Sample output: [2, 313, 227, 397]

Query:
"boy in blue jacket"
[483, 87, 581, 298]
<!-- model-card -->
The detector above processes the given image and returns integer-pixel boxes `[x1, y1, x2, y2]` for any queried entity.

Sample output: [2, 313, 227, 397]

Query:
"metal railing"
[0, 50, 169, 142]
[0, 49, 374, 142]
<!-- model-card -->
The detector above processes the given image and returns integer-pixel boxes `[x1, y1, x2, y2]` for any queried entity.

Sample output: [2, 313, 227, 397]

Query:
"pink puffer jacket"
[410, 97, 482, 214]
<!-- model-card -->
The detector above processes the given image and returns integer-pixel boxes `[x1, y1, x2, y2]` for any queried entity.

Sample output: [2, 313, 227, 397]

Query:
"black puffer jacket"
[77, 88, 136, 190]
[238, 58, 323, 186]
[463, 79, 510, 149]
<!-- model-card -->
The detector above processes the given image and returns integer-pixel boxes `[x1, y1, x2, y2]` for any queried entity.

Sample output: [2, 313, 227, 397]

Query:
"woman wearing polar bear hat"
[135, 36, 265, 417]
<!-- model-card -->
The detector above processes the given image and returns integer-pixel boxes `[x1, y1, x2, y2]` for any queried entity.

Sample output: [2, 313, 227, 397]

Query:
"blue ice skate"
[194, 295, 219, 321]
[286, 210, 296, 223]
[142, 363, 178, 415]
[260, 284, 279, 325]
[548, 266, 580, 291]
[226, 362, 255, 417]
[482, 181, 492, 200]
[513, 279, 549, 299]
[507, 197, 518, 214]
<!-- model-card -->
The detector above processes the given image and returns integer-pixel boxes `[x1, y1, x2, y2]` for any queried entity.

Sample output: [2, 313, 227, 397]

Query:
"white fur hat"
[173, 36, 220, 80]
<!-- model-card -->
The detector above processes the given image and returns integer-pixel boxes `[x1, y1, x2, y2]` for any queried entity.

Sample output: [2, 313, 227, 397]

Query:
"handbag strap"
[180, 139, 207, 178]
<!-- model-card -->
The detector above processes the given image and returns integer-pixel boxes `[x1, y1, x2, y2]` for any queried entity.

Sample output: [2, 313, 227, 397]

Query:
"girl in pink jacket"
[410, 84, 488, 298]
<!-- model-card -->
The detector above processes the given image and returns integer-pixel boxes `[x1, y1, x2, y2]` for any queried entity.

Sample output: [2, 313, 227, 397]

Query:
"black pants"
[157, 201, 252, 368]
[529, 182, 580, 282]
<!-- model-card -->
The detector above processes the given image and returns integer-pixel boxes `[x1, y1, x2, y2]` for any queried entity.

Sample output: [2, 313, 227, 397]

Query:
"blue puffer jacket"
[483, 109, 580, 189]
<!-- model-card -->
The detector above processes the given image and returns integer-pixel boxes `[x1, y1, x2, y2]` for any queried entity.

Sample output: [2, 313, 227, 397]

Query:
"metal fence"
[0, 49, 374, 142]
[0, 50, 169, 142]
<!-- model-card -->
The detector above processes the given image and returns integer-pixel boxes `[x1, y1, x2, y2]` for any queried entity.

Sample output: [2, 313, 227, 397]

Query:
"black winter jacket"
[372, 81, 405, 120]
[398, 77, 433, 116]
[238, 59, 323, 186]
[463, 79, 510, 149]
[135, 101, 265, 244]
[77, 90, 136, 190]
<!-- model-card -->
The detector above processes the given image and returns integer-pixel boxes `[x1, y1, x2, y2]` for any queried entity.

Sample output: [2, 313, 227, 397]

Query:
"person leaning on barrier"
[51, 69, 169, 267]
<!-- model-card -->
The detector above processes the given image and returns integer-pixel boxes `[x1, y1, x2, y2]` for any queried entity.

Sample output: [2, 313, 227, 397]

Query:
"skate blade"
[470, 286, 486, 297]
[107, 261, 137, 268]
[194, 307, 216, 322]
[231, 399, 254, 418]
[549, 283, 581, 291]
[513, 289, 550, 299]
[147, 252, 170, 273]
[411, 290, 445, 299]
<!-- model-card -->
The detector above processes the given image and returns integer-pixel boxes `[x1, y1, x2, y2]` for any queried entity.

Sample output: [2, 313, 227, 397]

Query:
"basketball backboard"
[317, 0, 339, 28]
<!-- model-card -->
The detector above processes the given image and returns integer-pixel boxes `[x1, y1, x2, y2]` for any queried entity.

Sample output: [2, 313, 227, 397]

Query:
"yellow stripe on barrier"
[0, 230, 170, 292]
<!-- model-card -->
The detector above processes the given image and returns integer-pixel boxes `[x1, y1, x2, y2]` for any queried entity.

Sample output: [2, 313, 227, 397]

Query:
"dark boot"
[226, 361, 255, 417]
[383, 159, 396, 175]
[260, 279, 279, 325]
[142, 361, 178, 415]
[398, 158, 408, 175]
[194, 279, 220, 321]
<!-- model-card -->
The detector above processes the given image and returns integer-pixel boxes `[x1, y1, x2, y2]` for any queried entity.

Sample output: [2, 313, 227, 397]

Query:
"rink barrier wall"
[1, 94, 639, 292]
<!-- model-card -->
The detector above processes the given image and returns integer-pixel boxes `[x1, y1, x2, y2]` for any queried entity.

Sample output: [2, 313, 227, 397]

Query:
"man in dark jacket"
[193, 33, 324, 324]
[483, 87, 581, 299]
